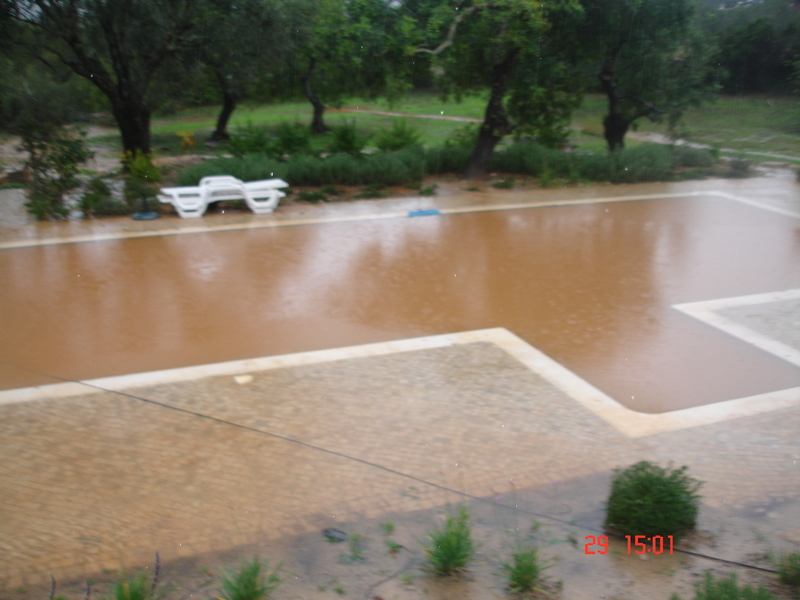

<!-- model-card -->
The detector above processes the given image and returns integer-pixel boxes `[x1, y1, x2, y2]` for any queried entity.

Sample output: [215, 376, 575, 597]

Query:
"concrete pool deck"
[1, 176, 799, 592]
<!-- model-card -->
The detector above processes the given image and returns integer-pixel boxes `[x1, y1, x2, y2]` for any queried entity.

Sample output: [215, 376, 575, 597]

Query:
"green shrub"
[123, 150, 162, 212]
[423, 508, 476, 576]
[501, 547, 549, 593]
[424, 145, 472, 175]
[326, 120, 369, 156]
[605, 461, 702, 538]
[728, 155, 752, 178]
[227, 123, 274, 157]
[444, 123, 479, 149]
[777, 552, 800, 588]
[18, 124, 93, 220]
[274, 122, 311, 156]
[217, 557, 281, 600]
[672, 146, 716, 168]
[296, 190, 329, 203]
[80, 178, 131, 216]
[374, 119, 421, 152]
[670, 572, 775, 600]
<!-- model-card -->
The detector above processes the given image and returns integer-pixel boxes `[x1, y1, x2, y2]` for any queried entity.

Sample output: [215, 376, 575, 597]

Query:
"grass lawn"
[91, 91, 799, 161]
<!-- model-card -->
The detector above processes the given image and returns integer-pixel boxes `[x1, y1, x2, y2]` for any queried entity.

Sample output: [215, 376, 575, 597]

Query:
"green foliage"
[123, 151, 162, 211]
[217, 557, 281, 600]
[777, 552, 800, 588]
[423, 508, 476, 576]
[444, 124, 479, 149]
[228, 123, 274, 158]
[19, 124, 93, 220]
[341, 534, 365, 563]
[605, 461, 702, 538]
[670, 572, 775, 600]
[353, 183, 387, 199]
[326, 120, 370, 156]
[671, 146, 716, 169]
[296, 190, 330, 203]
[104, 572, 156, 600]
[374, 120, 421, 152]
[80, 178, 131, 217]
[501, 547, 549, 594]
[381, 522, 395, 535]
[274, 122, 312, 156]
[419, 183, 438, 196]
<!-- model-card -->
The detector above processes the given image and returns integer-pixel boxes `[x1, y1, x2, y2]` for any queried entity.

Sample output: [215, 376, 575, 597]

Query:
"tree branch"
[415, 3, 484, 56]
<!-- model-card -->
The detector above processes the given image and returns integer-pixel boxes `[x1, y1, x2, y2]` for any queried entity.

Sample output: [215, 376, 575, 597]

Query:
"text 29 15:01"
[584, 535, 674, 554]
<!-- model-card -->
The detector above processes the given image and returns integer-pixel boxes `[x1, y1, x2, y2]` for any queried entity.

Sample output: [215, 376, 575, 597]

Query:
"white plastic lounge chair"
[158, 176, 289, 218]
[156, 186, 208, 218]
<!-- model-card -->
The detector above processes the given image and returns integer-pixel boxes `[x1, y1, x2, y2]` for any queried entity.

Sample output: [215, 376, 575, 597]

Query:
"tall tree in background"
[293, 0, 415, 133]
[579, 0, 719, 151]
[200, 0, 289, 140]
[417, 0, 582, 178]
[12, 0, 199, 154]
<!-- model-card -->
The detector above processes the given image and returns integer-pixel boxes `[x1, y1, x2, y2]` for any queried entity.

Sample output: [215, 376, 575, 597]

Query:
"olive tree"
[12, 0, 199, 154]
[416, 0, 582, 178]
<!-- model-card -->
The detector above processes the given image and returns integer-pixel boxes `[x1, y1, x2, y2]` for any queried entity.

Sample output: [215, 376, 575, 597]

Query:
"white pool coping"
[2, 327, 798, 439]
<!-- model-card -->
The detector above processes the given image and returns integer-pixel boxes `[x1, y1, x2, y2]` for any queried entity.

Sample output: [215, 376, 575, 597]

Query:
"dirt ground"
[6, 471, 798, 600]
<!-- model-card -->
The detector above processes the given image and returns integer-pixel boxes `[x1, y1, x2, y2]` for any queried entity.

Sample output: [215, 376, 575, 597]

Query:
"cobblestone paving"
[719, 298, 800, 353]
[2, 341, 798, 590]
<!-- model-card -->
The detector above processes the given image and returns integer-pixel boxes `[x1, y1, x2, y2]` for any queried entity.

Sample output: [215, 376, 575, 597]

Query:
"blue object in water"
[408, 209, 441, 217]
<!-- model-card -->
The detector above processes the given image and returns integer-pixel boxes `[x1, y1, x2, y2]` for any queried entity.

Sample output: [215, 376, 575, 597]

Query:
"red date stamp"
[584, 535, 674, 555]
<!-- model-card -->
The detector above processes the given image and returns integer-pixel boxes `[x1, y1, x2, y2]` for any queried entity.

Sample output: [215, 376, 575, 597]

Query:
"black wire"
[2, 361, 780, 575]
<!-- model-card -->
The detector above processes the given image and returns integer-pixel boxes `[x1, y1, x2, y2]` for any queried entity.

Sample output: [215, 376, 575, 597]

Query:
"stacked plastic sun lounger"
[158, 175, 289, 218]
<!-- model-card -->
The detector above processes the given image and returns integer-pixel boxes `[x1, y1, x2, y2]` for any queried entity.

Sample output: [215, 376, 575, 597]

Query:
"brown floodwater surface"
[1, 195, 799, 412]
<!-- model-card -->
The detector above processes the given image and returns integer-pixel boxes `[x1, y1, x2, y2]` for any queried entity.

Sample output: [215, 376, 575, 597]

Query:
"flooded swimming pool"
[1, 193, 799, 412]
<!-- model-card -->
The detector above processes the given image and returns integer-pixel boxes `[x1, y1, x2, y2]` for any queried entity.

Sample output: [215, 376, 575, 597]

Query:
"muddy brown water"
[2, 195, 799, 412]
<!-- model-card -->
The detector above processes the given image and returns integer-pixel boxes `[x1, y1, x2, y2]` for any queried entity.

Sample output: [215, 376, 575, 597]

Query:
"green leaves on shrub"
[227, 123, 274, 157]
[217, 557, 281, 600]
[501, 547, 549, 594]
[374, 120, 421, 152]
[605, 461, 702, 539]
[80, 178, 131, 216]
[274, 122, 311, 156]
[670, 572, 775, 600]
[326, 120, 370, 156]
[423, 509, 476, 576]
[777, 552, 800, 588]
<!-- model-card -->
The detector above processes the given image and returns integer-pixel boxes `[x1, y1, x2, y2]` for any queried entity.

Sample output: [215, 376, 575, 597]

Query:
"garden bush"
[80, 178, 131, 216]
[374, 119, 421, 152]
[423, 508, 476, 575]
[326, 119, 370, 156]
[670, 572, 775, 600]
[227, 123, 274, 157]
[605, 461, 702, 538]
[273, 121, 311, 156]
[671, 145, 717, 168]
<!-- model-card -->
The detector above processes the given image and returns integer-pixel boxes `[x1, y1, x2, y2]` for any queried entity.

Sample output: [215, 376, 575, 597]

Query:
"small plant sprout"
[216, 557, 281, 600]
[669, 571, 776, 600]
[501, 547, 550, 594]
[423, 508, 476, 576]
[385, 540, 402, 555]
[381, 522, 395, 535]
[400, 573, 415, 586]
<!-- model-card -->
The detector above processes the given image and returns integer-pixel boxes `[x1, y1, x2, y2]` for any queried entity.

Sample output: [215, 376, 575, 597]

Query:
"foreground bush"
[605, 461, 702, 538]
[501, 546, 549, 593]
[670, 572, 775, 600]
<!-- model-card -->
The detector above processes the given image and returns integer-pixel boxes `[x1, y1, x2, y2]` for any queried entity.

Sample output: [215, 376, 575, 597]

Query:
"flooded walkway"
[1, 177, 799, 413]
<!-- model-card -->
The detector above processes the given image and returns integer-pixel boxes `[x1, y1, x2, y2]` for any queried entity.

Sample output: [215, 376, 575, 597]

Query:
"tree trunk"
[113, 102, 152, 155]
[212, 88, 238, 141]
[303, 58, 330, 134]
[598, 53, 630, 152]
[463, 49, 519, 179]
